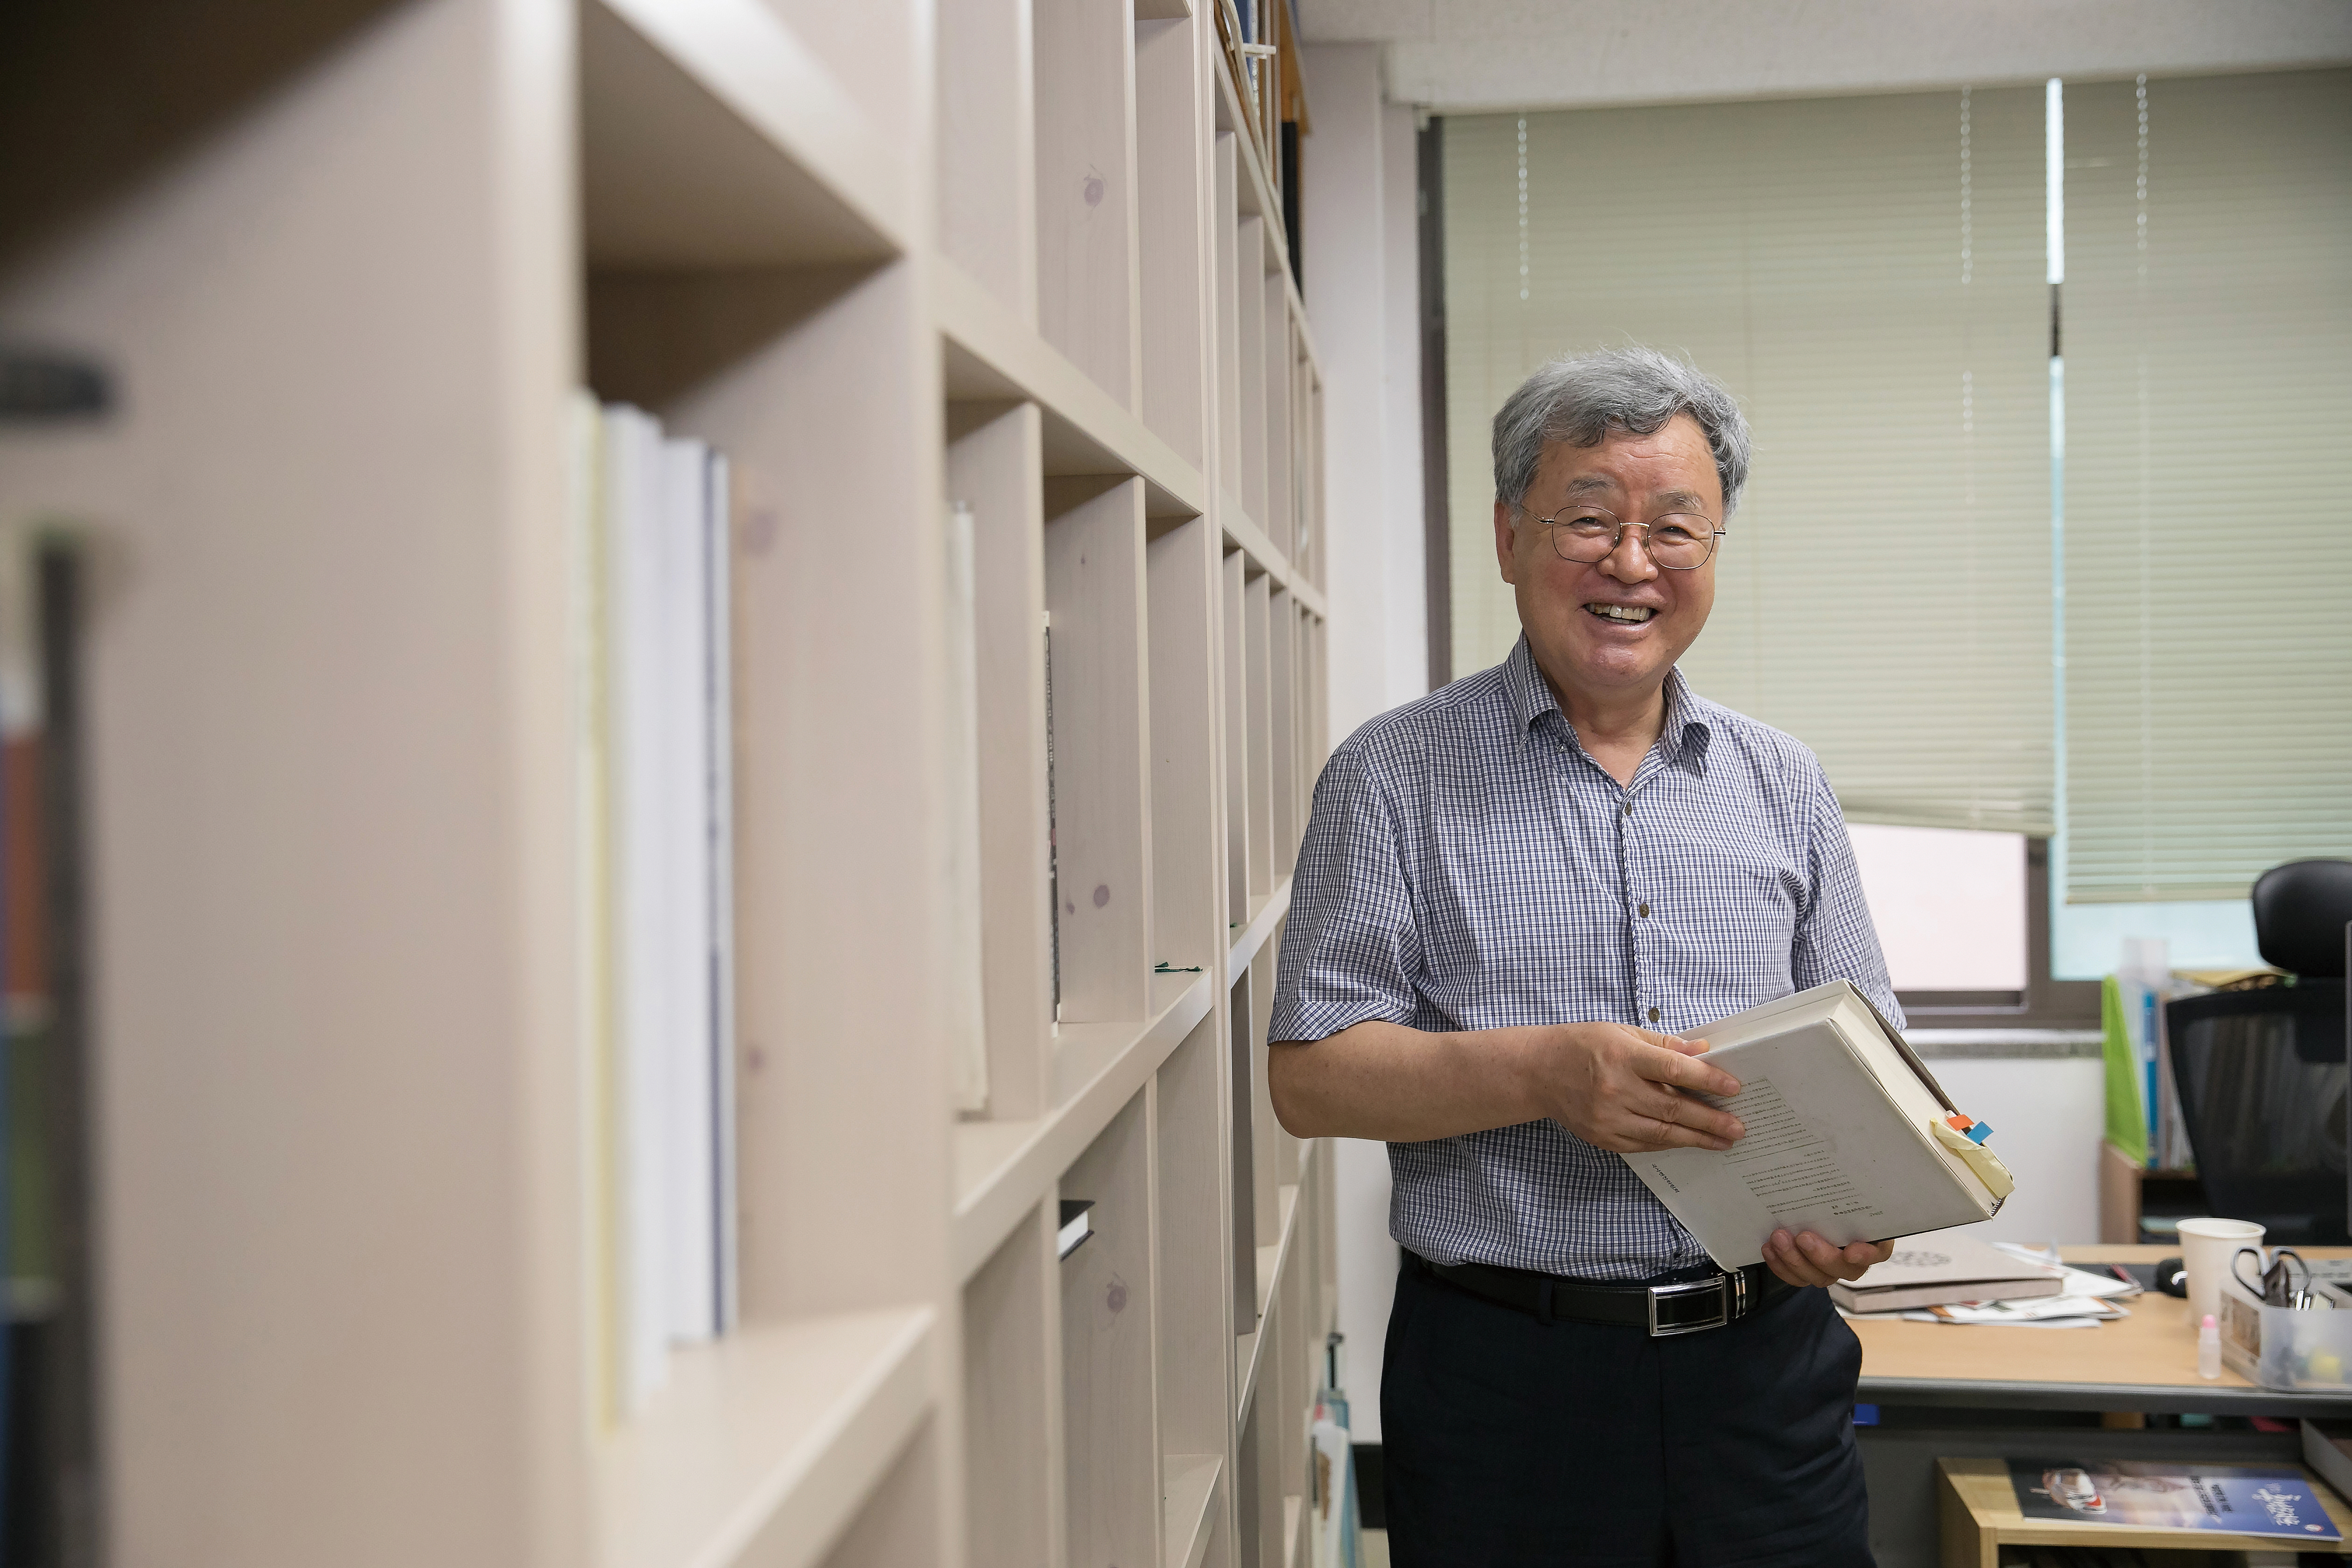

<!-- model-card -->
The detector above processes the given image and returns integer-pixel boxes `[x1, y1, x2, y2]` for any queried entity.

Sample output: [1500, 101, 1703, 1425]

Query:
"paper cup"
[2178, 1217, 2265, 1328]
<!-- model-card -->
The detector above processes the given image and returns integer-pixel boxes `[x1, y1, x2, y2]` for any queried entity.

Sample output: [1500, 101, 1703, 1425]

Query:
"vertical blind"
[1443, 88, 2056, 835]
[2059, 70, 2352, 903]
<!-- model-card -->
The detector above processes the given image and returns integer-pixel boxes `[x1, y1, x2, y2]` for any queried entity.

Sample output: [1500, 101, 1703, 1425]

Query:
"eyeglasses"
[1531, 505, 1724, 571]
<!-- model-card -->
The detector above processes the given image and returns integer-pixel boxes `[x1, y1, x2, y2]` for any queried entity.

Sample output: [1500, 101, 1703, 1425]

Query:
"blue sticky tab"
[1966, 1121, 1993, 1144]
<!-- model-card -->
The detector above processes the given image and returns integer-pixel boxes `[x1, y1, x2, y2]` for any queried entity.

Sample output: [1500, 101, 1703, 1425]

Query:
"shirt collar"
[1503, 634, 1712, 770]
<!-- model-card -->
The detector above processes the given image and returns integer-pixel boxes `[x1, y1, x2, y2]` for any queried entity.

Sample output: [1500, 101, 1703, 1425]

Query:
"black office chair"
[2165, 859, 2352, 1245]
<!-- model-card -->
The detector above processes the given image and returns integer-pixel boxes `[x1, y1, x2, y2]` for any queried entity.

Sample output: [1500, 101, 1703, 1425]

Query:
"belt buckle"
[1647, 1276, 1729, 1337]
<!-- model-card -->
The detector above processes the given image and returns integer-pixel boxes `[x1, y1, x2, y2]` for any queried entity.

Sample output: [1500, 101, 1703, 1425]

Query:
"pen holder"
[2218, 1265, 2352, 1391]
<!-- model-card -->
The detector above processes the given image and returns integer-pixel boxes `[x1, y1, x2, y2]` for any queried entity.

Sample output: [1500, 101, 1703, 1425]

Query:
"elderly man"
[1267, 347, 1897, 1566]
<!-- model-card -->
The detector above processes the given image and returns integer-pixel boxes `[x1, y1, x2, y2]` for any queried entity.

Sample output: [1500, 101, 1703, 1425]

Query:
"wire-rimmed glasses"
[1531, 505, 1723, 571]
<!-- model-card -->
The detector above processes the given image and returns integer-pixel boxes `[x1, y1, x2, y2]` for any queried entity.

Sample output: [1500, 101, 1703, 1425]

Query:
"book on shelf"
[1624, 980, 2015, 1271]
[1828, 1232, 2064, 1315]
[573, 395, 740, 1420]
[1057, 1199, 1094, 1260]
[0, 531, 99, 1555]
[942, 502, 987, 1114]
[2008, 1458, 2340, 1541]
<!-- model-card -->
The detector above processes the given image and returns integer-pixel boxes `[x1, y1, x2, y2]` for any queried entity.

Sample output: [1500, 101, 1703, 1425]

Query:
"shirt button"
[1638, 903, 1651, 918]
[1621, 800, 1632, 816]
[1648, 1007, 1662, 1023]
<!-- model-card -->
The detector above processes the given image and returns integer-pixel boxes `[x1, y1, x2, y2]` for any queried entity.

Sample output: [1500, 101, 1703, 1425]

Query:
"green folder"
[2100, 974, 2148, 1165]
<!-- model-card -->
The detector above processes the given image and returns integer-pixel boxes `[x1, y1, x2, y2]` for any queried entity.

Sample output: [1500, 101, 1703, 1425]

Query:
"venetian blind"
[1443, 88, 2055, 833]
[2059, 70, 2352, 903]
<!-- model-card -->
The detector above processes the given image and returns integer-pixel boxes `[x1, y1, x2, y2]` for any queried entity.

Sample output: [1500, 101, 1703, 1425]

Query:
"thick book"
[1624, 980, 2011, 1270]
[1828, 1232, 2063, 1314]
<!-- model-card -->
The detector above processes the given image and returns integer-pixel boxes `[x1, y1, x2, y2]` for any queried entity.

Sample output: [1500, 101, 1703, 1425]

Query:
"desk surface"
[1854, 1245, 2352, 1416]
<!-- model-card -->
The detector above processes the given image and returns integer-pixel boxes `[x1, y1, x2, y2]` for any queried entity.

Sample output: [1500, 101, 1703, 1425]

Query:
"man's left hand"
[1762, 1229, 1893, 1288]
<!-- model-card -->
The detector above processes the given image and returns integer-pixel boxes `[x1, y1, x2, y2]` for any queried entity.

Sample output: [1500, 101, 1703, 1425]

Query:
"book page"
[1624, 1021, 1992, 1269]
[1713, 1078, 1878, 1225]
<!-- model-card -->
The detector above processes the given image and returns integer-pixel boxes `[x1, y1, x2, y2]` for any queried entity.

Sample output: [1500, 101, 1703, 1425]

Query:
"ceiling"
[1295, 0, 2352, 112]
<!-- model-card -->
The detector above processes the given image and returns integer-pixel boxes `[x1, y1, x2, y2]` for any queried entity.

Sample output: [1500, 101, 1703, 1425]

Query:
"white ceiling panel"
[1297, 0, 2352, 109]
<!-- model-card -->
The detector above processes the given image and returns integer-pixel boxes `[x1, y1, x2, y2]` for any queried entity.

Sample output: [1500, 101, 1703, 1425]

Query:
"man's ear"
[1494, 498, 1519, 586]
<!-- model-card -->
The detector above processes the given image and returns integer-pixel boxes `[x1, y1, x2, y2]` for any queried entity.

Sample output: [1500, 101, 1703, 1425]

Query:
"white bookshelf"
[0, 0, 1333, 1565]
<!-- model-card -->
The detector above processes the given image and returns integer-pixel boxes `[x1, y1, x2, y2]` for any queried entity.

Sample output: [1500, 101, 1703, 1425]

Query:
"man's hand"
[1763, 1230, 1893, 1288]
[1522, 1022, 1746, 1154]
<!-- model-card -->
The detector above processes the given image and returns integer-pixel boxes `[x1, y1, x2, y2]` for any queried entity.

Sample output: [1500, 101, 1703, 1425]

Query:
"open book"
[1623, 980, 2012, 1270]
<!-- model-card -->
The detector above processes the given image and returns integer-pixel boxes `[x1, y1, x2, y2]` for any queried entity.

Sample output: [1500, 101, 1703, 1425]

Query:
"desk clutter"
[1837, 1233, 2142, 1328]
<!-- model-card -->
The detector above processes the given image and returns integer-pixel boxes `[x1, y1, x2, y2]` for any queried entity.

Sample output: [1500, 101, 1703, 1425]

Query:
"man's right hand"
[1519, 1023, 1747, 1153]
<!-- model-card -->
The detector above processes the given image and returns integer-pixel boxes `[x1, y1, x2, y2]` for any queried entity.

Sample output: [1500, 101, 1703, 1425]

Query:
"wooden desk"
[1854, 1245, 2352, 1417]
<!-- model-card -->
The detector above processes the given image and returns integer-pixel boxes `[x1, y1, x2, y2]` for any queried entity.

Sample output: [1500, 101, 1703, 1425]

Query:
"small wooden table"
[1854, 1245, 2352, 1417]
[1938, 1454, 2352, 1566]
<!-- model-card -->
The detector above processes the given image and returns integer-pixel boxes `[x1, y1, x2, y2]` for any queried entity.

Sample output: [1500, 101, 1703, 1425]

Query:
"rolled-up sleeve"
[1268, 736, 1423, 1044]
[1789, 759, 1905, 1029]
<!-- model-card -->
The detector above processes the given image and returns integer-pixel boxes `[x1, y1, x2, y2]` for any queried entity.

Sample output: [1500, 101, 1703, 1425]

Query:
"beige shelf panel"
[936, 257, 1206, 518]
[961, 1207, 1061, 1566]
[934, 0, 1036, 322]
[1238, 1173, 1306, 1418]
[1165, 1454, 1222, 1568]
[1158, 1013, 1232, 1455]
[1229, 880, 1291, 980]
[596, 1308, 935, 1568]
[1060, 1092, 1161, 1568]
[1222, 504, 1325, 618]
[1136, 14, 1211, 470]
[951, 972, 1218, 1283]
[583, 0, 908, 266]
[1035, 0, 1143, 412]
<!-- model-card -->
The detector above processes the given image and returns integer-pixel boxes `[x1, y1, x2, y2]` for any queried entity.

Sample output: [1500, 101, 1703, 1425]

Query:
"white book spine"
[606, 404, 671, 1410]
[661, 436, 717, 1346]
[706, 452, 738, 1336]
[943, 501, 988, 1114]
[569, 392, 623, 1421]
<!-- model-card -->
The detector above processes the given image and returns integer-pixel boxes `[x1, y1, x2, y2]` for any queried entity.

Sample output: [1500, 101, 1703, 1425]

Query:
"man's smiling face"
[1492, 412, 1723, 706]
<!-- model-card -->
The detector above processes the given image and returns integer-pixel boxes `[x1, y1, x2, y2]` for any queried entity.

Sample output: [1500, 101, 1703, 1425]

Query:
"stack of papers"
[1834, 1236, 2142, 1328]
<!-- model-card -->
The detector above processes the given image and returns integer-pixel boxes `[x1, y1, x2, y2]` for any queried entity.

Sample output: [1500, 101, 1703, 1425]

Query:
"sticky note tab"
[1931, 1117, 2016, 1201]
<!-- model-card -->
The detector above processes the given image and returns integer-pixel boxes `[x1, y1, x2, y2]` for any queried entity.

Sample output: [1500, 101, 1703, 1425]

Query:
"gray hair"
[1491, 345, 1751, 518]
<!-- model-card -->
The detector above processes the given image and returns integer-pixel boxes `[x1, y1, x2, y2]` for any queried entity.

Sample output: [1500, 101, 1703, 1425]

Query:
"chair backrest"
[2165, 981, 2349, 1244]
[2253, 859, 2352, 978]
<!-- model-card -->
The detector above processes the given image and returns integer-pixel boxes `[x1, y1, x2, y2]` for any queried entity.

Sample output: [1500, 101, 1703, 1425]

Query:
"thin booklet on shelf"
[1624, 980, 2015, 1271]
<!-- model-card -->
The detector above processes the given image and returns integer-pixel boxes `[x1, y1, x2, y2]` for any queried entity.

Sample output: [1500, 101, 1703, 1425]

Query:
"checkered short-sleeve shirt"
[1267, 636, 1903, 1281]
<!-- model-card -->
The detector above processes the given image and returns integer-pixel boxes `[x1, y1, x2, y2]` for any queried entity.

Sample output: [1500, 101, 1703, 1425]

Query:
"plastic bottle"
[2198, 1313, 2222, 1380]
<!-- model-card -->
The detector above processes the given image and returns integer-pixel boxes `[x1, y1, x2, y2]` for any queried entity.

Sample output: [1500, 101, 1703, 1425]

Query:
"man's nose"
[1601, 525, 1659, 581]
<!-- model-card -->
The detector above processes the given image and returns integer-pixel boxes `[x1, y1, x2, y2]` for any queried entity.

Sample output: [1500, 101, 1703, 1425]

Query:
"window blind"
[2058, 69, 2352, 903]
[1442, 88, 2056, 834]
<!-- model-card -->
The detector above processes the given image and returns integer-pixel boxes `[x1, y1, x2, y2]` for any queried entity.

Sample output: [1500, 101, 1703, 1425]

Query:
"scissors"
[2236, 1246, 2334, 1310]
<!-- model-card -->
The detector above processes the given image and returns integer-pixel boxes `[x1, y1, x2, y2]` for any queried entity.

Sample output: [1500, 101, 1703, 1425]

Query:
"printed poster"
[2007, 1460, 2341, 1540]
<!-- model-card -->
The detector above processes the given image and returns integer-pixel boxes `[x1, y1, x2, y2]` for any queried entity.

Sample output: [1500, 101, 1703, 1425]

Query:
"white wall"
[1929, 1057, 2106, 1246]
[1302, 41, 1429, 1439]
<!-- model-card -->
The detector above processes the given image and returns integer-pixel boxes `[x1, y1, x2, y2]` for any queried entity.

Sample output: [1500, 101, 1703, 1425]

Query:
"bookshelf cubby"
[0, 0, 1331, 1564]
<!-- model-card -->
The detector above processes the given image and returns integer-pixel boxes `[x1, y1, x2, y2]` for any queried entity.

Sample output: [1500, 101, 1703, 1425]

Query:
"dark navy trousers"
[1381, 1253, 1874, 1567]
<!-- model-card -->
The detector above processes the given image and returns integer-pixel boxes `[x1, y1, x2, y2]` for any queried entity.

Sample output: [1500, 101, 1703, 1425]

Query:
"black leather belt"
[1414, 1252, 1794, 1336]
